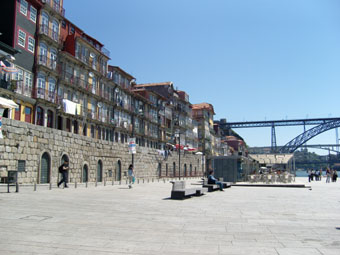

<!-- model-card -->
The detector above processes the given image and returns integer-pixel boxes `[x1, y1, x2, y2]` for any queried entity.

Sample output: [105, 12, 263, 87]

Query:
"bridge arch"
[279, 120, 340, 153]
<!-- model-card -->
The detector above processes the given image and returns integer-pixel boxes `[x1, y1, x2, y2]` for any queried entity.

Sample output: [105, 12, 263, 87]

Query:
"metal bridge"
[217, 117, 340, 153]
[249, 144, 340, 154]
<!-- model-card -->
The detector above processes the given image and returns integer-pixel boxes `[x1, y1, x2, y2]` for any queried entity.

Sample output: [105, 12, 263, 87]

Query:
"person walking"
[307, 169, 312, 182]
[58, 160, 69, 188]
[326, 168, 331, 183]
[208, 170, 224, 191]
[333, 169, 338, 182]
[128, 164, 134, 189]
[319, 168, 323, 181]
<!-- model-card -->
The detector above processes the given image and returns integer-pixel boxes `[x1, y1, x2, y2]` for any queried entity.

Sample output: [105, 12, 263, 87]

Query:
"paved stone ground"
[0, 177, 339, 255]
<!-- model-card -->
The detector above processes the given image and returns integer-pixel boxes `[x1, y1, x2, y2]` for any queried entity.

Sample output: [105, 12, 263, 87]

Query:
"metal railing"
[44, 0, 65, 16]
[35, 87, 61, 104]
[37, 55, 58, 71]
[39, 24, 62, 44]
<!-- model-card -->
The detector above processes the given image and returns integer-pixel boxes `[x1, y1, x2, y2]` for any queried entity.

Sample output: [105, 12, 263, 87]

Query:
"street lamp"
[130, 106, 143, 167]
[175, 130, 181, 180]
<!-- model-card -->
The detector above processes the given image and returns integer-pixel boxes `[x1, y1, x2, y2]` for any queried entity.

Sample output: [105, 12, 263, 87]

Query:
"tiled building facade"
[0, 0, 229, 184]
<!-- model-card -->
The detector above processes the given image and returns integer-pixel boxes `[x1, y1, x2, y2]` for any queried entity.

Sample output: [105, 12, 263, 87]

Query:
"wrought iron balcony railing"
[44, 0, 65, 16]
[39, 24, 62, 44]
[35, 87, 60, 104]
[37, 55, 58, 71]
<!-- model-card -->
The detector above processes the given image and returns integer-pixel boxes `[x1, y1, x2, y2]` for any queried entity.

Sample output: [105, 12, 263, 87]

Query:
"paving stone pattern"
[0, 177, 339, 254]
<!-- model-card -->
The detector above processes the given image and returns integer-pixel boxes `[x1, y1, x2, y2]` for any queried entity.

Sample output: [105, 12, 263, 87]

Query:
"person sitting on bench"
[208, 170, 224, 191]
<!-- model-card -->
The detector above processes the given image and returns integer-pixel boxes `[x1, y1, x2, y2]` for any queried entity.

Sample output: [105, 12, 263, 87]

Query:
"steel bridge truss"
[219, 117, 340, 153]
[279, 119, 340, 153]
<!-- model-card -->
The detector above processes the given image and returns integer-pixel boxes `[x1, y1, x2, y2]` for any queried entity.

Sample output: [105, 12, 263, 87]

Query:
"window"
[20, 0, 28, 16]
[18, 30, 26, 48]
[30, 6, 37, 22]
[18, 160, 26, 172]
[28, 37, 35, 53]
[52, 20, 59, 41]
[24, 72, 32, 90]
[37, 73, 46, 97]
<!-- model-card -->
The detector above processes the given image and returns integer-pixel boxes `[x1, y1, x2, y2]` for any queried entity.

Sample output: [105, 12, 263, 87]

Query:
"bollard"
[49, 183, 52, 190]
[104, 178, 106, 186]
[34, 182, 37, 191]
[112, 179, 114, 186]
[152, 178, 154, 183]
[119, 180, 121, 185]
[86, 182, 88, 188]
[95, 181, 97, 187]
[16, 182, 19, 193]
[75, 181, 77, 189]
[163, 179, 165, 183]
[143, 179, 145, 183]
[137, 179, 139, 184]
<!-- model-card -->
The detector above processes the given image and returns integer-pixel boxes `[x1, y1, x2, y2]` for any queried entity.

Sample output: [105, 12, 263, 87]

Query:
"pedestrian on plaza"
[58, 160, 69, 188]
[307, 169, 312, 182]
[314, 170, 318, 181]
[128, 164, 135, 189]
[319, 168, 323, 181]
[332, 169, 338, 182]
[333, 169, 338, 182]
[311, 169, 315, 181]
[208, 170, 224, 191]
[326, 168, 331, 183]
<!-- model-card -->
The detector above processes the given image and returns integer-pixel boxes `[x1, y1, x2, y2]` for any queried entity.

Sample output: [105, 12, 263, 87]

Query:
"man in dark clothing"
[208, 170, 224, 191]
[58, 160, 69, 188]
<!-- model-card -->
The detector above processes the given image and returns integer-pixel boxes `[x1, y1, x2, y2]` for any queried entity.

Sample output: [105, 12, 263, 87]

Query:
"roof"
[192, 103, 215, 114]
[108, 65, 135, 80]
[135, 82, 173, 88]
[249, 154, 294, 164]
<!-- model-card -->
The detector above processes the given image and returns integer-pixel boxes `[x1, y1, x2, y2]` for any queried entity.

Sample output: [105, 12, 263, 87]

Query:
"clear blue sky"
[63, 0, 340, 154]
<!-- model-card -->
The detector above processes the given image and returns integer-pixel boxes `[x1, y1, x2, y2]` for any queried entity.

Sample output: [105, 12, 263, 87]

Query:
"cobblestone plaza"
[0, 177, 339, 255]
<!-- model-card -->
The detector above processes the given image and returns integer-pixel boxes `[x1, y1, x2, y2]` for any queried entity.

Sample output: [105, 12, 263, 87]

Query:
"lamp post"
[175, 130, 181, 180]
[130, 107, 142, 167]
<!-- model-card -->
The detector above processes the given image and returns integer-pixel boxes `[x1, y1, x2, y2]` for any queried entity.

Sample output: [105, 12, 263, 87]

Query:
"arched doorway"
[40, 152, 51, 183]
[61, 154, 69, 164]
[47, 110, 53, 128]
[37, 106, 44, 126]
[97, 160, 103, 182]
[82, 164, 88, 183]
[116, 160, 121, 181]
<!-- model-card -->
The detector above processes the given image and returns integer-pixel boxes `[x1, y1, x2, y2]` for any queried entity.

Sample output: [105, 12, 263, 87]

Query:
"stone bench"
[170, 181, 208, 200]
[202, 178, 231, 191]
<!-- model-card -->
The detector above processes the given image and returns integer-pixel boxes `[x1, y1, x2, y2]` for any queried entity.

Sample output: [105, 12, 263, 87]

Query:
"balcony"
[60, 71, 95, 94]
[39, 24, 62, 44]
[86, 109, 110, 123]
[15, 81, 32, 97]
[44, 0, 65, 16]
[37, 55, 58, 71]
[0, 80, 32, 98]
[35, 87, 60, 104]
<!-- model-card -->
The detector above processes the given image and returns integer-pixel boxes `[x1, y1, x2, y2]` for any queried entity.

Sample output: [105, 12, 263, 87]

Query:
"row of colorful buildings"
[0, 0, 246, 158]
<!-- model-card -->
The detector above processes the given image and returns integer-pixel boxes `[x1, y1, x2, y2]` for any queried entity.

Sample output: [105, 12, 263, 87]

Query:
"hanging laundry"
[76, 104, 82, 115]
[63, 99, 77, 115]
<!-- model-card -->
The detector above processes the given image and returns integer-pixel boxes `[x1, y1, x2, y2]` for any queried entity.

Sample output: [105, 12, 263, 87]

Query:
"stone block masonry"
[0, 118, 204, 184]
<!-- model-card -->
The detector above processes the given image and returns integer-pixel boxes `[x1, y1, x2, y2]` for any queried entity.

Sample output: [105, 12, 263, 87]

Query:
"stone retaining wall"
[0, 118, 204, 184]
